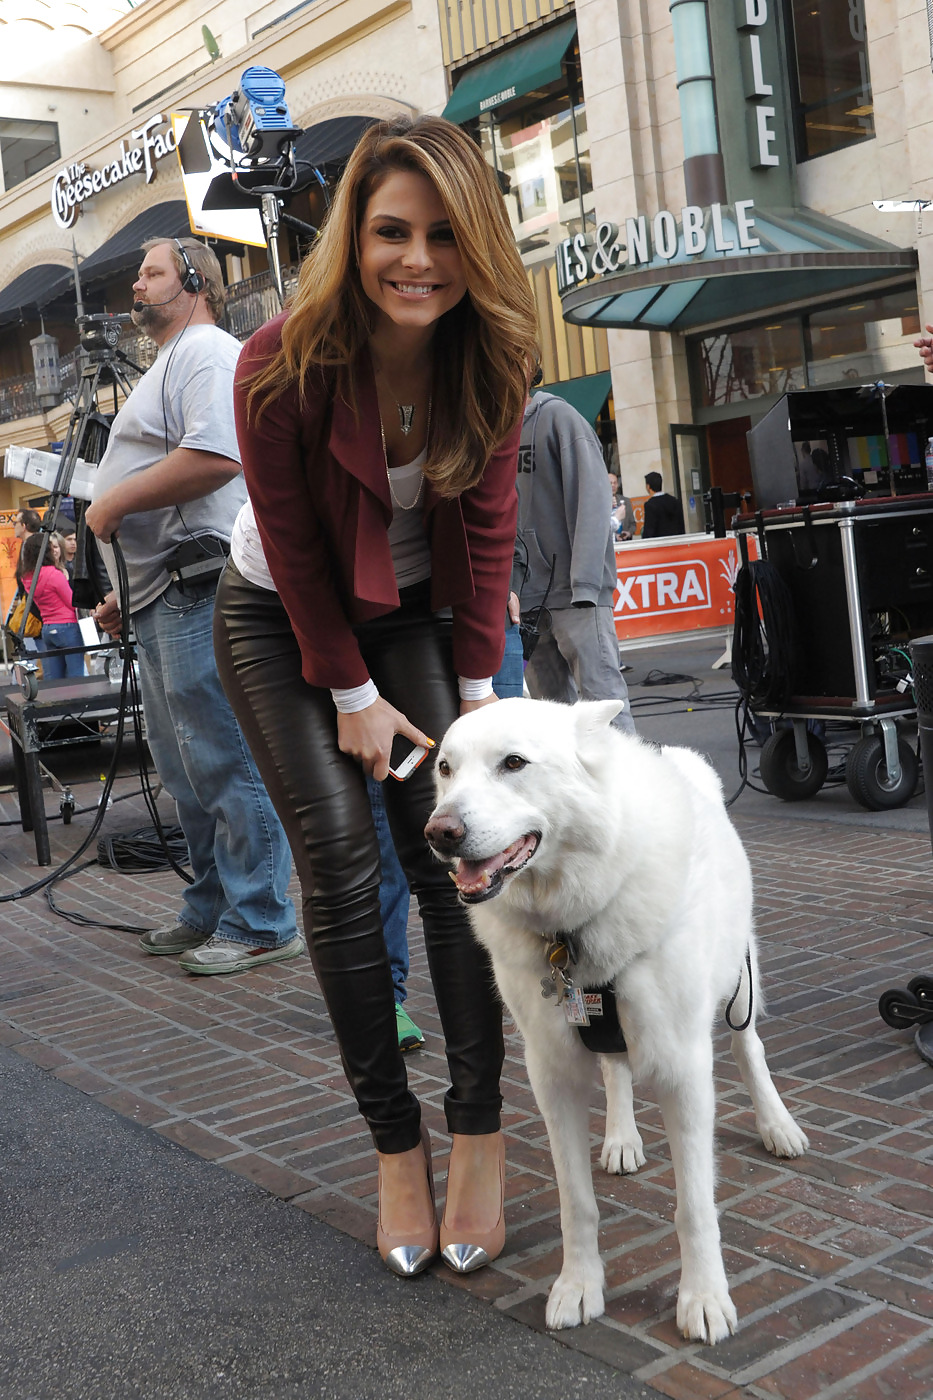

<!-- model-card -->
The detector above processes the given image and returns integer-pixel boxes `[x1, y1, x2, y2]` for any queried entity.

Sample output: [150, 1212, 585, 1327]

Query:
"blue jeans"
[366, 776, 411, 1004]
[133, 578, 297, 948]
[39, 622, 85, 680]
[492, 619, 524, 699]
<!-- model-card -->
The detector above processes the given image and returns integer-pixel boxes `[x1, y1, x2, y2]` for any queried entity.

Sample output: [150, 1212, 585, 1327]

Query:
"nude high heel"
[377, 1123, 438, 1277]
[440, 1131, 506, 1274]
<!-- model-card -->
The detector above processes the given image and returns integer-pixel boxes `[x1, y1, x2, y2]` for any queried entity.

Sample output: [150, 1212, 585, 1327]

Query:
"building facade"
[0, 0, 448, 478]
[436, 0, 931, 523]
[1, 0, 931, 537]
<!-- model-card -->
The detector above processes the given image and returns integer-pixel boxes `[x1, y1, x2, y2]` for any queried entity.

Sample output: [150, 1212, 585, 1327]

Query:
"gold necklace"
[379, 403, 430, 511]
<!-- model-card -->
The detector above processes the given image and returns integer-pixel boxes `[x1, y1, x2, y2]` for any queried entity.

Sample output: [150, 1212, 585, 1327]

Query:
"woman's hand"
[337, 697, 433, 782]
[916, 323, 933, 373]
[460, 694, 498, 716]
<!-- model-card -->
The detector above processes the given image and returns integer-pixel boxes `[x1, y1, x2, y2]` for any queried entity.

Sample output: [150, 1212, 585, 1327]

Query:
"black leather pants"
[214, 562, 504, 1153]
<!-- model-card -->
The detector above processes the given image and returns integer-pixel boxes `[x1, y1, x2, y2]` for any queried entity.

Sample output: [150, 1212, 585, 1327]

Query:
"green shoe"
[396, 1002, 425, 1052]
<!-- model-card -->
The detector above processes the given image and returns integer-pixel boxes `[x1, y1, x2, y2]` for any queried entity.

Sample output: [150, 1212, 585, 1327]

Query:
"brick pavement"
[0, 767, 931, 1400]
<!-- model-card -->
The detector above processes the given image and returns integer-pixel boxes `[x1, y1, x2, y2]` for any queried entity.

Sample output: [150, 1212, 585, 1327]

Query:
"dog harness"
[541, 932, 628, 1055]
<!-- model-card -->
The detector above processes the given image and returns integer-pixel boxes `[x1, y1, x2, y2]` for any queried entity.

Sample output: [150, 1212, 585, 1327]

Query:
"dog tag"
[563, 987, 590, 1026]
[540, 976, 558, 1000]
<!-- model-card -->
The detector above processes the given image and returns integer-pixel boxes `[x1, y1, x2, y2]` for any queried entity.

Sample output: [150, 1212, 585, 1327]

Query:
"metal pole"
[909, 634, 933, 858]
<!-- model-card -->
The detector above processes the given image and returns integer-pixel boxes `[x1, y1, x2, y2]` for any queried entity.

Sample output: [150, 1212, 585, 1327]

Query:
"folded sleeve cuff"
[331, 679, 380, 714]
[458, 676, 494, 701]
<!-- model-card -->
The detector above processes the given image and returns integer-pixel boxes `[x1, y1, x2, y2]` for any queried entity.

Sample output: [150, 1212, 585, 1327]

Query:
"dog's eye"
[503, 754, 527, 772]
[438, 758, 451, 777]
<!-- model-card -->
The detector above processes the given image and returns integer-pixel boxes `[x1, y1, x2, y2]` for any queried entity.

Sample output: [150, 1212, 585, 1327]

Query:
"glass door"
[670, 424, 710, 534]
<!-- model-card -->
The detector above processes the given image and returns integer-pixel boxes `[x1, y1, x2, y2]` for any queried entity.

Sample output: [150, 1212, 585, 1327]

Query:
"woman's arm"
[234, 328, 370, 689]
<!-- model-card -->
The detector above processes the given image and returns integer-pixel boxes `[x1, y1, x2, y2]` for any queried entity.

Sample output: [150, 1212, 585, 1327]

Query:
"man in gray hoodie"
[515, 382, 635, 734]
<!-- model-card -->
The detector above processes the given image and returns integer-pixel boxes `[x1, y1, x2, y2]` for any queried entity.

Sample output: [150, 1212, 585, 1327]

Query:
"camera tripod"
[10, 334, 142, 656]
[9, 338, 141, 641]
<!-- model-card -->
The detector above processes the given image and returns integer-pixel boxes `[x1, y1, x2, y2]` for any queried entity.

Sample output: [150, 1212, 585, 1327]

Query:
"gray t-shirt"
[94, 322, 246, 613]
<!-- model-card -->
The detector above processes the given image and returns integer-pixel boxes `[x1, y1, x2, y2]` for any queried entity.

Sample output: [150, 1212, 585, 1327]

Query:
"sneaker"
[178, 934, 306, 976]
[139, 923, 208, 957]
[396, 1002, 425, 1052]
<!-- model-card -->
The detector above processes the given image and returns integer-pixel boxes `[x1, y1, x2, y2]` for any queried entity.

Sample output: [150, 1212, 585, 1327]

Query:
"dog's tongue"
[454, 851, 511, 896]
[453, 838, 529, 896]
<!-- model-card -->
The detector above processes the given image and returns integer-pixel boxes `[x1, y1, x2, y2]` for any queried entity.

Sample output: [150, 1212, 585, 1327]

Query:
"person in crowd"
[56, 523, 78, 579]
[609, 472, 636, 540]
[366, 778, 425, 1052]
[14, 509, 40, 541]
[14, 509, 41, 585]
[213, 116, 537, 1279]
[18, 531, 84, 679]
[85, 236, 301, 977]
[515, 374, 635, 733]
[641, 470, 685, 538]
[47, 532, 70, 576]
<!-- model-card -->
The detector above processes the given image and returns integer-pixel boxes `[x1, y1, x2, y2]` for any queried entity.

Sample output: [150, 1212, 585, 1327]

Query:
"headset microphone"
[134, 240, 206, 312]
[133, 285, 186, 312]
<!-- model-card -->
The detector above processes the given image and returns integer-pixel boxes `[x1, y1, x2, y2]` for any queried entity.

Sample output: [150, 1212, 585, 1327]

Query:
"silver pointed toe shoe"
[384, 1244, 436, 1277]
[440, 1242, 489, 1274]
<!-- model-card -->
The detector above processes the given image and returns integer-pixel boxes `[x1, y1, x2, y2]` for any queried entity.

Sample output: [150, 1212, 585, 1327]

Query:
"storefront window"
[692, 287, 920, 407]
[0, 118, 60, 191]
[479, 87, 594, 268]
[785, 0, 874, 160]
[694, 321, 805, 407]
[805, 290, 922, 387]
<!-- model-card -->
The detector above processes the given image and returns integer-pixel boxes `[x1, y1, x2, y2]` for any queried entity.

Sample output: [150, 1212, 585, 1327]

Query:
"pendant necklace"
[375, 365, 420, 436]
[379, 400, 431, 511]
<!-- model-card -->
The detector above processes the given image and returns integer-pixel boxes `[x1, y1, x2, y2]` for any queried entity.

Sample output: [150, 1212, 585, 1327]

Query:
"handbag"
[8, 593, 42, 639]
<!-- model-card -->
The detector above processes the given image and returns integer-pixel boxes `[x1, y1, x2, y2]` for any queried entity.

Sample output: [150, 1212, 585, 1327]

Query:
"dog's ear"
[572, 700, 625, 743]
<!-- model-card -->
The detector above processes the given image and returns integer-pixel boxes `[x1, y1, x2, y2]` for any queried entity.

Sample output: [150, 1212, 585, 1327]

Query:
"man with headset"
[86, 237, 301, 974]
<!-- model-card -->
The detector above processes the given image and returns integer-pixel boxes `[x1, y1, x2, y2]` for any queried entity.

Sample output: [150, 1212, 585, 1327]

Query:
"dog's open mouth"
[452, 833, 540, 903]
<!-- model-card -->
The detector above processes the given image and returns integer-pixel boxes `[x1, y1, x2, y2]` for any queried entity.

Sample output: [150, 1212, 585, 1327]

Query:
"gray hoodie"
[514, 391, 616, 612]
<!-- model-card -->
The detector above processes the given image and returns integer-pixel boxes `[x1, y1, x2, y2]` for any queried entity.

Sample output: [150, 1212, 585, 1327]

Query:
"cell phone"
[388, 734, 430, 781]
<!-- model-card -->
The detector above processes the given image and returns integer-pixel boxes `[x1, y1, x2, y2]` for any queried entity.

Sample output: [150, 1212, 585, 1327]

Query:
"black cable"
[97, 823, 188, 873]
[731, 560, 798, 712]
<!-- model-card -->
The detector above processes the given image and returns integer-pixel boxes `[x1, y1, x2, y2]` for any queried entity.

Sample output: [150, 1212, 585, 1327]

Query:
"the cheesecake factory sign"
[50, 115, 177, 230]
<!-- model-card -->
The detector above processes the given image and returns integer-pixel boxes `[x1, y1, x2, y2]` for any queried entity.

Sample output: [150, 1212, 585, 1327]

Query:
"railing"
[0, 272, 294, 428]
[224, 266, 299, 341]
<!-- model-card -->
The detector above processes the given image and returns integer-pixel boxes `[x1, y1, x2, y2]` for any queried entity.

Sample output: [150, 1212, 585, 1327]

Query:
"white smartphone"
[388, 734, 430, 781]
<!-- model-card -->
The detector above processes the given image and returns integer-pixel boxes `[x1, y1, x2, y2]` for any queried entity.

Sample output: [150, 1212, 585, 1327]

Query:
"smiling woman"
[213, 114, 538, 1286]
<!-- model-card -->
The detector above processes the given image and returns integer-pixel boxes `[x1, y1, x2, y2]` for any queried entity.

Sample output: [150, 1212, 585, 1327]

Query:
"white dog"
[425, 697, 808, 1344]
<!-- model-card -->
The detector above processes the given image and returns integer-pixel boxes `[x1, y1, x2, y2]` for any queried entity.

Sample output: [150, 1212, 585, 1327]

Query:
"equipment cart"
[733, 494, 933, 809]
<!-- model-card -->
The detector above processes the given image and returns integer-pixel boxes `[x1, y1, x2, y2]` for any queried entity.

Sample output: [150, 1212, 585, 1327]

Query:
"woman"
[214, 116, 537, 1278]
[48, 532, 70, 575]
[19, 531, 84, 679]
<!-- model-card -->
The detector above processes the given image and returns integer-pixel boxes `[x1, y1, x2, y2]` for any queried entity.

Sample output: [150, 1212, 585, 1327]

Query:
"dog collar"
[540, 932, 627, 1054]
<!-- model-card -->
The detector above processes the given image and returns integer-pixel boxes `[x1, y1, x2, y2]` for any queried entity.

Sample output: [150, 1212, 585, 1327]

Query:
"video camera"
[78, 312, 133, 357]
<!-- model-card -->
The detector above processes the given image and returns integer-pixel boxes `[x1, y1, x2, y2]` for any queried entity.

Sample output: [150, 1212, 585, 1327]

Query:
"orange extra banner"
[612, 533, 759, 642]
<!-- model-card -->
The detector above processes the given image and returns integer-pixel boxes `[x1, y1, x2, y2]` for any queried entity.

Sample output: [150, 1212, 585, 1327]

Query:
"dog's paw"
[545, 1269, 605, 1330]
[599, 1131, 646, 1175]
[676, 1287, 738, 1345]
[760, 1115, 809, 1159]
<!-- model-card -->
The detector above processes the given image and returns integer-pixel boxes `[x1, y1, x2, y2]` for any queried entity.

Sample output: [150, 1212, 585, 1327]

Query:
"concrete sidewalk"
[0, 645, 931, 1400]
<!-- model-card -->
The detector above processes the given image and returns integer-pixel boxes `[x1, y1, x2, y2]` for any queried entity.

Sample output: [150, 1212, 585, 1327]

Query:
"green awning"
[558, 205, 919, 334]
[442, 18, 577, 125]
[540, 371, 612, 424]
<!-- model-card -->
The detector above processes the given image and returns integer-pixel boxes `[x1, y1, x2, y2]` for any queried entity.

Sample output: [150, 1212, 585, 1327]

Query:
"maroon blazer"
[234, 312, 521, 690]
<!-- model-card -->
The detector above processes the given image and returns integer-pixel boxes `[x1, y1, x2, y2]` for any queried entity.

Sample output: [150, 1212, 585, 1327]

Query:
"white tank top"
[229, 448, 429, 591]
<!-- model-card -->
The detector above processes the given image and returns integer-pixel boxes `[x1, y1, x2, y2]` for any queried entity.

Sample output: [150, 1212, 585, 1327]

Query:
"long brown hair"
[246, 116, 538, 497]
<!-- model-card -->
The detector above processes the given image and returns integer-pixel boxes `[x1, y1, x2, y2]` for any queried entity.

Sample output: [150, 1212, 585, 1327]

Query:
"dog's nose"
[424, 812, 466, 848]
